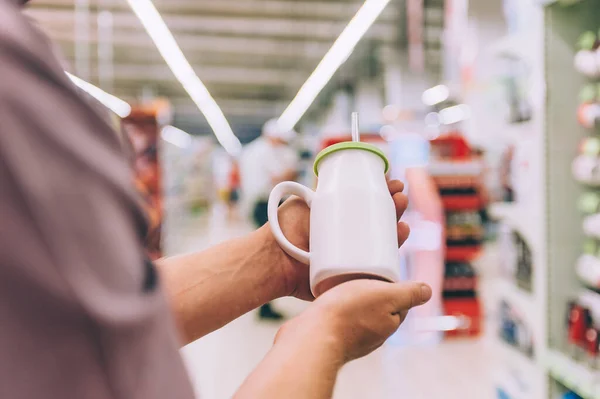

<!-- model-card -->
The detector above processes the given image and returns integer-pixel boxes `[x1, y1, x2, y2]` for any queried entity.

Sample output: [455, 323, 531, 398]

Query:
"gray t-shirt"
[0, 1, 195, 398]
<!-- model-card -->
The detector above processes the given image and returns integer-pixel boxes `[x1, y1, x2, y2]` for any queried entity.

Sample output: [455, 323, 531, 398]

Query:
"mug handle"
[267, 181, 314, 265]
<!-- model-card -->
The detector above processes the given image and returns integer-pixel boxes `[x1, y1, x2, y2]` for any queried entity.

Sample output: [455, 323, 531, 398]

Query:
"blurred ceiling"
[25, 0, 444, 141]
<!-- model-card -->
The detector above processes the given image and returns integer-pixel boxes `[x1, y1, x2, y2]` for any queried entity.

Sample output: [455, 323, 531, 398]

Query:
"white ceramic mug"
[268, 142, 400, 297]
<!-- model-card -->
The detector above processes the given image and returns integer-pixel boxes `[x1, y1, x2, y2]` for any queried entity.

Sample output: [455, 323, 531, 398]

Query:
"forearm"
[235, 323, 343, 399]
[157, 225, 292, 345]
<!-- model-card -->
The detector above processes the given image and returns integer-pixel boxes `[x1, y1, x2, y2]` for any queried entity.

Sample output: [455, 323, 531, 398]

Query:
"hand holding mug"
[272, 179, 410, 301]
[269, 142, 407, 297]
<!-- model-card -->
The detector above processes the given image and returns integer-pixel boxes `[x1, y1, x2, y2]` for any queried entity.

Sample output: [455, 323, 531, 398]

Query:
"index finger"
[387, 180, 405, 195]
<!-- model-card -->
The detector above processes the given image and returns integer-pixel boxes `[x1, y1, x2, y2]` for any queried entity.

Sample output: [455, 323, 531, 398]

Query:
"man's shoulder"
[0, 2, 58, 79]
[0, 1, 31, 46]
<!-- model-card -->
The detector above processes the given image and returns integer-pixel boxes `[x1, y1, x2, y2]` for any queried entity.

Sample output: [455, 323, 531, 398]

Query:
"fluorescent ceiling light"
[278, 0, 391, 132]
[125, 0, 241, 156]
[66, 72, 131, 118]
[422, 85, 449, 106]
[162, 125, 192, 149]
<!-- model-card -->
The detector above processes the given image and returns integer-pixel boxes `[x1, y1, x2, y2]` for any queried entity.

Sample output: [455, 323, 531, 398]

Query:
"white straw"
[351, 112, 360, 142]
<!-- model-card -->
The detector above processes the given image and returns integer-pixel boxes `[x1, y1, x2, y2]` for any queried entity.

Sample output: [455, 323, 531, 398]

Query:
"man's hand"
[235, 279, 432, 399]
[266, 179, 410, 301]
[277, 279, 432, 362]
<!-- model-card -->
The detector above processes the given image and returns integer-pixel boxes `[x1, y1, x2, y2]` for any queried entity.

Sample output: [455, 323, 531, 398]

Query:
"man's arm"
[157, 224, 295, 344]
[159, 181, 410, 344]
[234, 280, 431, 399]
[233, 323, 342, 399]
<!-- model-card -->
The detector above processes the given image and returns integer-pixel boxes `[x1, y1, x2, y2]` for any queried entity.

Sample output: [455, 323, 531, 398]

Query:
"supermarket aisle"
[168, 206, 497, 399]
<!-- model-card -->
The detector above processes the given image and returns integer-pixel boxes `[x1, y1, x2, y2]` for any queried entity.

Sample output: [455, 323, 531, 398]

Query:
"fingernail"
[420, 284, 432, 304]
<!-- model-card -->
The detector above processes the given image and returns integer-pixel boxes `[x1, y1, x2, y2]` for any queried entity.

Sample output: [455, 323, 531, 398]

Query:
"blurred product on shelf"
[446, 212, 484, 245]
[565, 296, 600, 368]
[572, 155, 600, 186]
[578, 137, 600, 159]
[500, 145, 516, 203]
[582, 214, 600, 238]
[564, 291, 600, 369]
[514, 232, 533, 292]
[499, 300, 534, 357]
[443, 262, 476, 297]
[500, 56, 533, 124]
[573, 137, 600, 186]
[121, 102, 169, 260]
[574, 31, 600, 79]
[578, 191, 600, 214]
[499, 224, 534, 292]
[576, 252, 600, 290]
[577, 85, 600, 129]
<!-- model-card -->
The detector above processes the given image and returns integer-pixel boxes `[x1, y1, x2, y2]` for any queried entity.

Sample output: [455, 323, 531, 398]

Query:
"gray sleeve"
[0, 5, 195, 399]
[0, 1, 158, 328]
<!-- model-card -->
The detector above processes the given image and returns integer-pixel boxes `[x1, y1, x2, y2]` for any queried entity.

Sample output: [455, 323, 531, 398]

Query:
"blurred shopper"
[240, 118, 300, 321]
[0, 2, 431, 398]
[226, 158, 241, 222]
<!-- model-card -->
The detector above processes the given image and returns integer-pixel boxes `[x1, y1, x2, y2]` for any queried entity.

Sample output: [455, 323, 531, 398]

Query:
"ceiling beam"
[110, 80, 289, 101]
[29, 0, 400, 22]
[54, 41, 319, 71]
[45, 27, 330, 61]
[26, 8, 397, 42]
[101, 63, 307, 87]
[166, 97, 286, 119]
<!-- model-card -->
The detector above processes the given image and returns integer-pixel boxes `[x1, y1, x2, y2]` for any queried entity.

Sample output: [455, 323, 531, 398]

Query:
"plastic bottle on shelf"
[567, 302, 591, 358]
[578, 85, 600, 129]
[584, 326, 600, 368]
[572, 137, 600, 185]
[576, 241, 600, 290]
[574, 31, 600, 78]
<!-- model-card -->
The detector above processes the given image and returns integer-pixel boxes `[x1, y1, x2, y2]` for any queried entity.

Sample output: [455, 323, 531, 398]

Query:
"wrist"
[275, 312, 346, 369]
[254, 223, 297, 298]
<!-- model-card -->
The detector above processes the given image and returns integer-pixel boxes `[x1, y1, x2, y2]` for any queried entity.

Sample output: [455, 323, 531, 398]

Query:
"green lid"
[313, 141, 389, 176]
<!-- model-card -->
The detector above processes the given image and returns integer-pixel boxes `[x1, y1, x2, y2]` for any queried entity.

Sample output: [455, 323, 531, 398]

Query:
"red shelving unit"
[430, 133, 485, 338]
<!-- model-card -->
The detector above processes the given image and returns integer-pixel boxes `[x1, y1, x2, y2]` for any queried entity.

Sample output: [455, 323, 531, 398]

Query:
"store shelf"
[496, 278, 536, 316]
[545, 350, 600, 399]
[494, 339, 538, 374]
[442, 196, 483, 211]
[489, 202, 517, 220]
[545, 1, 600, 397]
[429, 160, 483, 177]
[446, 246, 482, 262]
[489, 202, 541, 252]
[492, 339, 545, 399]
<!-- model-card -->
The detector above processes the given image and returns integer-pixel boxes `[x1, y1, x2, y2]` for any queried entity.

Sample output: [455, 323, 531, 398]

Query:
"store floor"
[165, 207, 501, 399]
